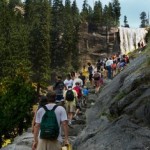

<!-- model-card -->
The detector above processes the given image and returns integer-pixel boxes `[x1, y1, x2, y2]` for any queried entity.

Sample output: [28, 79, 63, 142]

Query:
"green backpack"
[40, 105, 59, 140]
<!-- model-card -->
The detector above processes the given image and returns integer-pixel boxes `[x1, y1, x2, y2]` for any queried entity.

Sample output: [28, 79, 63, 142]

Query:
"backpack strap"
[42, 105, 48, 112]
[52, 105, 58, 111]
[42, 105, 58, 112]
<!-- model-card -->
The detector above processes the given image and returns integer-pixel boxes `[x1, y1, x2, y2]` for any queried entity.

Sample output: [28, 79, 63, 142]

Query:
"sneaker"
[68, 120, 72, 125]
[68, 121, 73, 128]
[74, 116, 79, 120]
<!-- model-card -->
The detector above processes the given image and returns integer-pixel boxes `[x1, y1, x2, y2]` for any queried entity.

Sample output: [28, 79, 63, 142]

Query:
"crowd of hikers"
[32, 53, 130, 150]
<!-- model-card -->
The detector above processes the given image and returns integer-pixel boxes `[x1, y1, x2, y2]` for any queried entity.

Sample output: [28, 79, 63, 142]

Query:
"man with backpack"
[53, 75, 65, 105]
[33, 91, 69, 150]
[64, 86, 77, 126]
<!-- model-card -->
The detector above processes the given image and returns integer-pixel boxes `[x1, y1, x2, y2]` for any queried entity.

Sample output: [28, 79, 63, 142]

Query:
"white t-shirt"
[106, 59, 113, 66]
[64, 79, 73, 89]
[35, 104, 67, 142]
[72, 78, 83, 88]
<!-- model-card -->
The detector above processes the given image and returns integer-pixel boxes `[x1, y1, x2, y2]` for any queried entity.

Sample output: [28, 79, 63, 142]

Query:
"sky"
[22, 0, 150, 28]
[75, 0, 150, 28]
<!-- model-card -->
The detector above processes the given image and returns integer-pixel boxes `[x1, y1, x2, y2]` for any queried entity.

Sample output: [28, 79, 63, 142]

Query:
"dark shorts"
[89, 74, 93, 81]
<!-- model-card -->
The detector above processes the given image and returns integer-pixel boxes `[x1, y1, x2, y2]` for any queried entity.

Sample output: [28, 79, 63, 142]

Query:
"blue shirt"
[82, 89, 89, 96]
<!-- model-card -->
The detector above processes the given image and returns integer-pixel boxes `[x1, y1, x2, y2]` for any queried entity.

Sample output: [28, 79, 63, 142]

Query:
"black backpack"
[66, 90, 74, 101]
[40, 105, 59, 140]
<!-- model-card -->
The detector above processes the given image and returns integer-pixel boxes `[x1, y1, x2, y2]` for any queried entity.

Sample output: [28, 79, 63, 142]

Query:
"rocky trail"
[1, 86, 99, 150]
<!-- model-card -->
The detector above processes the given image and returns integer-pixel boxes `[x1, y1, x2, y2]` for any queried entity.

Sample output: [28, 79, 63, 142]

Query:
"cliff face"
[78, 23, 119, 66]
[78, 23, 148, 68]
[73, 49, 150, 150]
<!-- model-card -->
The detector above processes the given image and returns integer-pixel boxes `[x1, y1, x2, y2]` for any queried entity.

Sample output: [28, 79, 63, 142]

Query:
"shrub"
[0, 75, 36, 148]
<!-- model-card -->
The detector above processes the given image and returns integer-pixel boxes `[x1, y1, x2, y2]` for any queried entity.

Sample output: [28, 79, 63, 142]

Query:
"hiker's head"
[67, 74, 71, 80]
[79, 72, 82, 76]
[46, 91, 56, 103]
[87, 62, 91, 66]
[70, 71, 75, 77]
[75, 82, 80, 86]
[68, 86, 72, 90]
[39, 95, 48, 107]
[56, 75, 62, 81]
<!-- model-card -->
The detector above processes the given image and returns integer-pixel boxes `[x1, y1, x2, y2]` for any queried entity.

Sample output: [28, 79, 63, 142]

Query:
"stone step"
[62, 124, 86, 136]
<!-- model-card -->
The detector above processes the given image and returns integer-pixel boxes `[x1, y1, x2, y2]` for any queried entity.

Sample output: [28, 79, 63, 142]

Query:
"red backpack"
[73, 86, 82, 99]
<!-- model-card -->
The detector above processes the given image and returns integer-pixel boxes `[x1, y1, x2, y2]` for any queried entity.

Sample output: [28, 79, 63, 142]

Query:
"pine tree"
[71, 0, 80, 70]
[107, 2, 114, 27]
[51, 0, 64, 68]
[112, 0, 121, 26]
[9, 0, 21, 9]
[102, 5, 108, 26]
[124, 15, 129, 27]
[29, 0, 51, 93]
[80, 0, 89, 22]
[61, 0, 73, 70]
[24, 0, 33, 23]
[0, 0, 29, 79]
[93, 0, 102, 25]
[140, 11, 147, 28]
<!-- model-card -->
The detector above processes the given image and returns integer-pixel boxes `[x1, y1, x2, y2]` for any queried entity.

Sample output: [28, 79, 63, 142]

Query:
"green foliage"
[80, 0, 89, 21]
[28, 0, 51, 85]
[93, 0, 102, 24]
[0, 75, 36, 148]
[51, 0, 64, 68]
[9, 0, 21, 9]
[112, 0, 121, 26]
[140, 11, 148, 28]
[0, 1, 30, 80]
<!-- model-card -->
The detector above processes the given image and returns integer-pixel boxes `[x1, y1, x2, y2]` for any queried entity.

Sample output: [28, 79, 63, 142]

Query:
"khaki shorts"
[37, 139, 61, 150]
[65, 101, 76, 113]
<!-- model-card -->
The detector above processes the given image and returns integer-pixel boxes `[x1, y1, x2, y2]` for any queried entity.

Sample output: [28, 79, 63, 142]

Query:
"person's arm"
[31, 111, 36, 134]
[32, 123, 40, 150]
[63, 91, 66, 100]
[62, 120, 69, 145]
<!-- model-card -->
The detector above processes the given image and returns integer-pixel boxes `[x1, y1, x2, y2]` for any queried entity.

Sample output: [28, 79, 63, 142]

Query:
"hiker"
[81, 65, 88, 78]
[70, 71, 76, 80]
[73, 82, 82, 120]
[105, 58, 113, 79]
[96, 59, 102, 71]
[87, 62, 94, 86]
[64, 86, 77, 126]
[125, 55, 130, 64]
[31, 95, 48, 134]
[111, 61, 117, 77]
[100, 66, 107, 79]
[32, 91, 69, 150]
[72, 75, 83, 88]
[64, 74, 73, 89]
[78, 72, 86, 87]
[82, 86, 89, 107]
[53, 75, 65, 105]
[93, 71, 101, 93]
